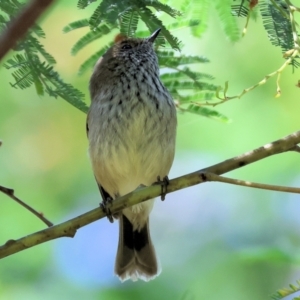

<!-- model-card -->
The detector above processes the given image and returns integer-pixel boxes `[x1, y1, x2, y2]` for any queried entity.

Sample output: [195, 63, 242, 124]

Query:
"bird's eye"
[121, 44, 132, 50]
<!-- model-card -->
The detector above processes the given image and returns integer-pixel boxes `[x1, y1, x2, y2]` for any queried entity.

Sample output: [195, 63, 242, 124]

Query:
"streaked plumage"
[87, 29, 177, 281]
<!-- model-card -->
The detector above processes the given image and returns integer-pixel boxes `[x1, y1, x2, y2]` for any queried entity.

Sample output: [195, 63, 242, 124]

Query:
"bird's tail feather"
[115, 214, 159, 282]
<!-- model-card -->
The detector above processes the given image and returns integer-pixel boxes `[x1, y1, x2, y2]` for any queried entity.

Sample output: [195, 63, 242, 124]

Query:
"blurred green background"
[1, 1, 300, 300]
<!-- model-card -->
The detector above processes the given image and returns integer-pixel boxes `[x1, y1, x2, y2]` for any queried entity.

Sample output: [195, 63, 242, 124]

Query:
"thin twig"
[289, 145, 300, 153]
[202, 173, 300, 193]
[215, 49, 299, 105]
[207, 0, 300, 107]
[0, 185, 53, 227]
[0, 130, 299, 259]
[0, 0, 55, 61]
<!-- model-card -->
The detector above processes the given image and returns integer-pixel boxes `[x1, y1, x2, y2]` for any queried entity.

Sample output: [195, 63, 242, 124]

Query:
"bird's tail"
[115, 214, 159, 282]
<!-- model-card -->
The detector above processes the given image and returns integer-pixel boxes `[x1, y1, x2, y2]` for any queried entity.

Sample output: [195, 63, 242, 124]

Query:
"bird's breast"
[88, 79, 176, 197]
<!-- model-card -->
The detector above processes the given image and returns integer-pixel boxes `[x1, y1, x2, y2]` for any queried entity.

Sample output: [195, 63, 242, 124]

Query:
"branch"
[290, 145, 300, 153]
[0, 140, 53, 226]
[0, 185, 53, 227]
[209, 0, 300, 107]
[214, 47, 299, 105]
[203, 173, 300, 193]
[0, 0, 55, 61]
[0, 130, 299, 259]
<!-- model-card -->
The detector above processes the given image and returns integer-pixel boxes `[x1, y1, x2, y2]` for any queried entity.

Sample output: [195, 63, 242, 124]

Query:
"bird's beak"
[148, 28, 161, 43]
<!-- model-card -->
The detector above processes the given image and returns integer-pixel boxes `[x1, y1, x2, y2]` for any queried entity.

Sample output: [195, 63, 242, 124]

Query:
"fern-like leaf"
[143, 0, 181, 18]
[166, 19, 200, 31]
[164, 80, 218, 92]
[78, 43, 114, 74]
[271, 281, 300, 300]
[27, 36, 56, 64]
[10, 65, 34, 89]
[231, 0, 249, 17]
[177, 92, 216, 104]
[215, 0, 241, 42]
[77, 0, 96, 9]
[182, 0, 211, 38]
[0, 0, 20, 15]
[4, 54, 33, 89]
[138, 6, 180, 50]
[183, 104, 231, 122]
[71, 24, 113, 55]
[31, 24, 46, 38]
[36, 62, 88, 113]
[4, 53, 28, 69]
[89, 0, 130, 29]
[62, 19, 89, 33]
[260, 0, 298, 67]
[158, 51, 210, 67]
[161, 70, 214, 82]
[120, 9, 139, 37]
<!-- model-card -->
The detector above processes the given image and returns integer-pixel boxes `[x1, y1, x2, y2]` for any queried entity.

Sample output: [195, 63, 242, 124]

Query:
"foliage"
[0, 0, 88, 113]
[260, 0, 299, 67]
[0, 0, 299, 117]
[271, 281, 300, 300]
[232, 0, 299, 67]
[1, 1, 300, 298]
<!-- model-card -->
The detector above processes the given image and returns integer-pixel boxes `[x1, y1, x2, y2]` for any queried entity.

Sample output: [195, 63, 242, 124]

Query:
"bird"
[87, 28, 177, 282]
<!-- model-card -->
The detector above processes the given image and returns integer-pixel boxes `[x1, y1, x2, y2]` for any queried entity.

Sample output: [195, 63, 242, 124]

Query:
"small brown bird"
[87, 29, 177, 282]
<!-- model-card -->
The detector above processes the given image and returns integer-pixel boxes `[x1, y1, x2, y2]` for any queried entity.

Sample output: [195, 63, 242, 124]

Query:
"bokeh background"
[1, 1, 300, 299]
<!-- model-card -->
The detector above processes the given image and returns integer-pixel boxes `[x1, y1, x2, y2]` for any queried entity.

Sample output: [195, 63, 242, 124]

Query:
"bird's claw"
[100, 197, 114, 223]
[155, 175, 169, 201]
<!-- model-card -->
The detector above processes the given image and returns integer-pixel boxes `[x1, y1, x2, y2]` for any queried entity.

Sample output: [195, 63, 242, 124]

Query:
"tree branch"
[0, 185, 53, 227]
[0, 139, 53, 226]
[0, 0, 55, 61]
[0, 130, 299, 259]
[203, 173, 300, 193]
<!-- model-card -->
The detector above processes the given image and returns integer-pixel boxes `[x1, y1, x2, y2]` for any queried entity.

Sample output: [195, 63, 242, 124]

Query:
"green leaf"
[179, 66, 214, 80]
[5, 52, 87, 112]
[164, 80, 218, 91]
[62, 19, 89, 33]
[184, 104, 231, 122]
[33, 76, 44, 95]
[260, 0, 298, 67]
[36, 62, 88, 113]
[138, 6, 181, 50]
[177, 92, 216, 103]
[4, 55, 33, 90]
[31, 24, 46, 38]
[71, 24, 112, 55]
[10, 65, 34, 89]
[183, 0, 211, 38]
[120, 9, 139, 37]
[28, 36, 56, 64]
[166, 19, 200, 31]
[158, 52, 210, 67]
[231, 1, 249, 17]
[78, 43, 113, 75]
[0, 0, 20, 15]
[4, 54, 28, 69]
[215, 0, 241, 42]
[88, 2, 105, 29]
[89, 0, 130, 29]
[161, 70, 214, 82]
[143, 0, 182, 18]
[271, 281, 300, 300]
[77, 0, 97, 9]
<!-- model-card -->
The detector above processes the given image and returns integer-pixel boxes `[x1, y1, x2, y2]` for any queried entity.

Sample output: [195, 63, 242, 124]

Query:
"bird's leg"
[100, 197, 114, 223]
[155, 176, 170, 201]
[98, 184, 114, 223]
